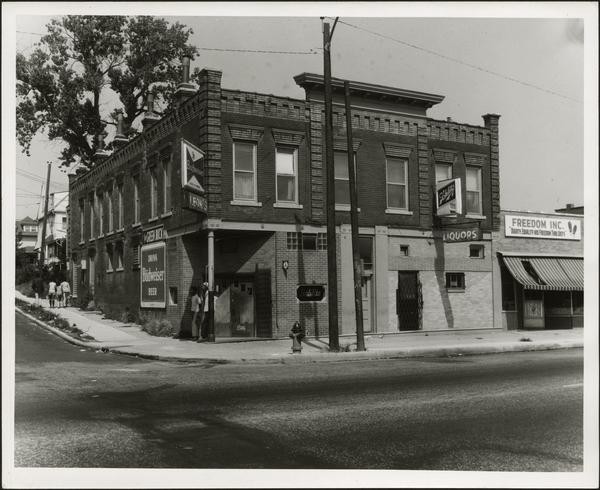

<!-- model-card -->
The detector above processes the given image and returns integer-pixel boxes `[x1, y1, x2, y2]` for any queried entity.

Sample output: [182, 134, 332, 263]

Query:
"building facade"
[36, 191, 69, 268]
[492, 209, 584, 330]
[68, 68, 501, 338]
[16, 216, 39, 264]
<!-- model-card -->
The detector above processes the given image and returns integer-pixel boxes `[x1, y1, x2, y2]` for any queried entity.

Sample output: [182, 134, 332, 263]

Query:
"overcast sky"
[6, 3, 595, 220]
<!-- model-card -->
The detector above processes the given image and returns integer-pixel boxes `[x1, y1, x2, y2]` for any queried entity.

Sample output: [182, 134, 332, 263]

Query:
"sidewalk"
[15, 291, 583, 364]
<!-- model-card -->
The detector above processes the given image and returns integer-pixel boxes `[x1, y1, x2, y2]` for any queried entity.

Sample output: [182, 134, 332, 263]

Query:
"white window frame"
[275, 146, 299, 205]
[162, 157, 171, 214]
[150, 168, 158, 218]
[79, 201, 85, 242]
[117, 183, 123, 229]
[232, 141, 258, 204]
[133, 175, 140, 224]
[466, 166, 483, 216]
[435, 162, 453, 183]
[107, 186, 113, 232]
[334, 150, 357, 208]
[89, 197, 94, 239]
[386, 157, 408, 210]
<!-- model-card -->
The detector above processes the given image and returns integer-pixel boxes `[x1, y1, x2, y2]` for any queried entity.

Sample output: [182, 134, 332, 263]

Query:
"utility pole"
[344, 81, 365, 352]
[323, 17, 340, 351]
[39, 162, 51, 269]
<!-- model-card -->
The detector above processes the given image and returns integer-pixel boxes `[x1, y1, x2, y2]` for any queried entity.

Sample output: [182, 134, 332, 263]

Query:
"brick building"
[68, 66, 501, 339]
[492, 209, 584, 330]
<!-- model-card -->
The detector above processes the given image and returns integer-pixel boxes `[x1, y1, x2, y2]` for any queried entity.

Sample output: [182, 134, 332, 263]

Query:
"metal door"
[396, 271, 421, 331]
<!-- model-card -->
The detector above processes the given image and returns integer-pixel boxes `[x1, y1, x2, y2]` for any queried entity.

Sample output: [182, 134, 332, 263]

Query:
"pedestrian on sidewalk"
[60, 279, 71, 307]
[31, 275, 44, 306]
[198, 282, 210, 342]
[190, 286, 201, 341]
[48, 278, 57, 308]
[55, 281, 63, 308]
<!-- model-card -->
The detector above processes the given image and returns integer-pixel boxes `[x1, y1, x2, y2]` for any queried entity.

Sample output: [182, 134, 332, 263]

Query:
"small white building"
[35, 191, 69, 267]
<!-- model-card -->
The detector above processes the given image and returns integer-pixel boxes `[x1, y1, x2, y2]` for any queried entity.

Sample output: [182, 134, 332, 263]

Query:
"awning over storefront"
[500, 253, 583, 291]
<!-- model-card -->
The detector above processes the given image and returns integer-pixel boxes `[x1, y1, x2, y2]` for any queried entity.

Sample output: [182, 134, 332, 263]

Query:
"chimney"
[446, 117, 452, 122]
[175, 56, 197, 106]
[142, 92, 161, 131]
[565, 203, 573, 209]
[113, 112, 128, 148]
[93, 132, 111, 162]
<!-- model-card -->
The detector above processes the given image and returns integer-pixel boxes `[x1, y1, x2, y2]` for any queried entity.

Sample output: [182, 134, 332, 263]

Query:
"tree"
[16, 16, 198, 169]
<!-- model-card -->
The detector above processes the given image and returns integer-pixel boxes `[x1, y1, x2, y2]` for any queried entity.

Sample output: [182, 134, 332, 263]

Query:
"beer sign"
[436, 178, 462, 216]
[143, 225, 166, 244]
[140, 241, 166, 308]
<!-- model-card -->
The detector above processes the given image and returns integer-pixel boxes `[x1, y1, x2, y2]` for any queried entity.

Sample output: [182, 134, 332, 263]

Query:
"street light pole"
[323, 18, 340, 351]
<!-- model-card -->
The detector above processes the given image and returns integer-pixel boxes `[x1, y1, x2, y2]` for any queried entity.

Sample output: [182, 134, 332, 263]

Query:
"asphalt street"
[14, 311, 584, 470]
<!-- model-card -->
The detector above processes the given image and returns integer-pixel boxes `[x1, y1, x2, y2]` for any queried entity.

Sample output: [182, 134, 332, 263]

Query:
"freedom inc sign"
[505, 214, 581, 241]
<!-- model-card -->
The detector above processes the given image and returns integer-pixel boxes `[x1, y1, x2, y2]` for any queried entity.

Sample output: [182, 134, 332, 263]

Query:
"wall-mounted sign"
[143, 225, 166, 244]
[443, 227, 482, 243]
[505, 214, 581, 241]
[182, 189, 207, 213]
[181, 139, 205, 194]
[282, 260, 289, 271]
[140, 241, 166, 308]
[297, 285, 326, 302]
[436, 178, 462, 216]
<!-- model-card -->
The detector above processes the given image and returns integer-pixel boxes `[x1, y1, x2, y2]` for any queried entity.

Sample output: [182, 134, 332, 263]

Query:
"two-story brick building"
[68, 66, 501, 339]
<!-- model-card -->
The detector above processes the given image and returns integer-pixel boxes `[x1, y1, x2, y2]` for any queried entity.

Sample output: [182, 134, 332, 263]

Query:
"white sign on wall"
[505, 214, 581, 240]
[436, 178, 462, 216]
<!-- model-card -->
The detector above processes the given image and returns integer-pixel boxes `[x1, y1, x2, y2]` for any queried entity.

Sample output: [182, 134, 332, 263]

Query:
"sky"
[7, 4, 593, 221]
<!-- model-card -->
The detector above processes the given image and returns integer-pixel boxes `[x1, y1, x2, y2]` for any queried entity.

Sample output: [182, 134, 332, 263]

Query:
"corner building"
[68, 69, 501, 339]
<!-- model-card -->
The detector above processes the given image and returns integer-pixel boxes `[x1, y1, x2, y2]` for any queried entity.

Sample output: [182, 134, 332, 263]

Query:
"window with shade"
[466, 166, 482, 215]
[133, 175, 140, 223]
[276, 147, 297, 203]
[386, 157, 408, 210]
[79, 200, 85, 242]
[334, 150, 356, 206]
[117, 183, 123, 229]
[150, 169, 158, 218]
[98, 192, 104, 235]
[107, 187, 113, 232]
[435, 162, 453, 183]
[233, 141, 257, 201]
[162, 157, 171, 213]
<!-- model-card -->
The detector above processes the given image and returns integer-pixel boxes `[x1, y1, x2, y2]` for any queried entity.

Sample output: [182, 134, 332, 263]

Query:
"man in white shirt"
[190, 287, 201, 340]
[48, 280, 57, 308]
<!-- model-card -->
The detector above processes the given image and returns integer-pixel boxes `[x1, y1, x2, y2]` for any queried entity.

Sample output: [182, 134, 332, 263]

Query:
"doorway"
[396, 271, 421, 331]
[361, 274, 374, 333]
[214, 276, 255, 337]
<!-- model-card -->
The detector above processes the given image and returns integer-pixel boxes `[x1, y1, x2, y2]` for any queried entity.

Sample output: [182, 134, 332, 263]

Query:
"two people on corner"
[190, 282, 210, 342]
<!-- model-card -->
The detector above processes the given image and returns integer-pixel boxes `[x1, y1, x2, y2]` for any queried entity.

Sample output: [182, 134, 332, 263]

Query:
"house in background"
[35, 191, 69, 269]
[16, 216, 39, 265]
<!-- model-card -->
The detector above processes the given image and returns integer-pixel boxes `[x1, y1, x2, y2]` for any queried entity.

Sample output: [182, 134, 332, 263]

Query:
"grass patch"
[141, 318, 175, 337]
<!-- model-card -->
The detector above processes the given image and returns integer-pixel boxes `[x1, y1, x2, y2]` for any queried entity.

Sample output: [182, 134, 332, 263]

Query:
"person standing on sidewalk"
[31, 275, 45, 306]
[55, 281, 63, 308]
[198, 282, 210, 342]
[48, 278, 57, 308]
[60, 279, 71, 307]
[190, 286, 201, 341]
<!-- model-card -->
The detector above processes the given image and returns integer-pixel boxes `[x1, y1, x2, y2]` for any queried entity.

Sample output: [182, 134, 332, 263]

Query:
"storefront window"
[572, 291, 584, 315]
[544, 291, 572, 316]
[501, 266, 516, 311]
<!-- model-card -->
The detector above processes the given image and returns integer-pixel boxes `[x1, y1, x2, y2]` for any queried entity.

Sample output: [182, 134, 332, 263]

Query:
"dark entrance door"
[396, 271, 421, 331]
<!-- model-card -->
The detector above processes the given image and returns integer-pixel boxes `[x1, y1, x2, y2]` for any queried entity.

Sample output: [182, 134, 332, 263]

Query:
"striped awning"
[501, 254, 583, 291]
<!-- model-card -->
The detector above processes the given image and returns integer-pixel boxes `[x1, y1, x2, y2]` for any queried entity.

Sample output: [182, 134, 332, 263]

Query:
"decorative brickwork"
[433, 148, 458, 163]
[271, 128, 305, 146]
[383, 142, 413, 158]
[228, 124, 264, 142]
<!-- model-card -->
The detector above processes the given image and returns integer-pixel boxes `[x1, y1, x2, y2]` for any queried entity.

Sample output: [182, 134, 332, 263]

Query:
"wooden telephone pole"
[323, 18, 340, 351]
[39, 162, 51, 268]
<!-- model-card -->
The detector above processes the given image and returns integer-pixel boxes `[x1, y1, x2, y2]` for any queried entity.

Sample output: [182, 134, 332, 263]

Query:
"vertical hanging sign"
[140, 227, 166, 308]
[181, 139, 205, 193]
[436, 178, 462, 216]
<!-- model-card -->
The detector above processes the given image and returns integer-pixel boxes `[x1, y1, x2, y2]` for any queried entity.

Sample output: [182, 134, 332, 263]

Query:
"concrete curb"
[16, 307, 583, 365]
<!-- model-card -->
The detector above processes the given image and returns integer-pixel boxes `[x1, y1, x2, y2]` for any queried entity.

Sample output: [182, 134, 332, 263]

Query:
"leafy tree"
[16, 16, 198, 169]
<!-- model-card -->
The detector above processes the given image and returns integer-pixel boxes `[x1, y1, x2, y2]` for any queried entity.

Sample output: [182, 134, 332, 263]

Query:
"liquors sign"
[505, 214, 581, 241]
[140, 241, 166, 308]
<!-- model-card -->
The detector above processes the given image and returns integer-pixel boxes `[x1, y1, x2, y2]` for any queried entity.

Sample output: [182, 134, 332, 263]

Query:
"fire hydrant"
[290, 321, 305, 353]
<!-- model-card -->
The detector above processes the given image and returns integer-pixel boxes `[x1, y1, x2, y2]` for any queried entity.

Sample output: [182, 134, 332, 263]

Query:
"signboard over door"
[505, 214, 581, 240]
[140, 241, 166, 308]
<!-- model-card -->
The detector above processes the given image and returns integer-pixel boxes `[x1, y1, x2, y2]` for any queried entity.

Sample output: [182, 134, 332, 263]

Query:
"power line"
[16, 169, 67, 189]
[334, 19, 582, 104]
[199, 47, 319, 55]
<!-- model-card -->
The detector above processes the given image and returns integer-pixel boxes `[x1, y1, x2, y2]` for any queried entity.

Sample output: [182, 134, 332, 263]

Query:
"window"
[162, 157, 171, 213]
[399, 245, 410, 256]
[169, 287, 178, 306]
[286, 232, 327, 250]
[79, 200, 85, 242]
[359, 236, 373, 270]
[435, 163, 453, 183]
[150, 168, 158, 218]
[117, 184, 123, 229]
[286, 232, 299, 250]
[131, 241, 140, 269]
[469, 244, 484, 258]
[334, 151, 356, 206]
[276, 147, 298, 203]
[133, 175, 140, 223]
[106, 243, 114, 272]
[233, 141, 257, 201]
[61, 217, 67, 231]
[445, 272, 465, 289]
[317, 233, 327, 250]
[572, 291, 583, 315]
[98, 192, 104, 234]
[107, 187, 113, 232]
[89, 196, 95, 238]
[115, 241, 124, 270]
[501, 266, 516, 311]
[466, 166, 482, 215]
[302, 233, 317, 250]
[386, 157, 408, 209]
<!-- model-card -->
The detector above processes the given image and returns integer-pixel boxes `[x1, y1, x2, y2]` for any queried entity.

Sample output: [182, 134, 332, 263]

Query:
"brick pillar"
[417, 123, 432, 228]
[308, 100, 325, 224]
[197, 69, 223, 219]
[483, 114, 501, 231]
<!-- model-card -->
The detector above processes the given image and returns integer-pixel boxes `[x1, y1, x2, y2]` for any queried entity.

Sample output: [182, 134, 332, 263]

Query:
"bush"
[15, 263, 41, 285]
[16, 282, 35, 298]
[141, 318, 175, 337]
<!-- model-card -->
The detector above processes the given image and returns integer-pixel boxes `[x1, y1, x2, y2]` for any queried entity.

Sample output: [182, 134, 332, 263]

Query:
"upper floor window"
[233, 141, 257, 201]
[162, 157, 171, 214]
[23, 225, 38, 232]
[61, 216, 67, 231]
[150, 168, 158, 218]
[116, 183, 123, 229]
[334, 151, 356, 206]
[466, 166, 482, 215]
[79, 200, 85, 242]
[386, 157, 408, 210]
[276, 147, 298, 203]
[435, 162, 453, 183]
[107, 186, 113, 232]
[133, 175, 140, 223]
